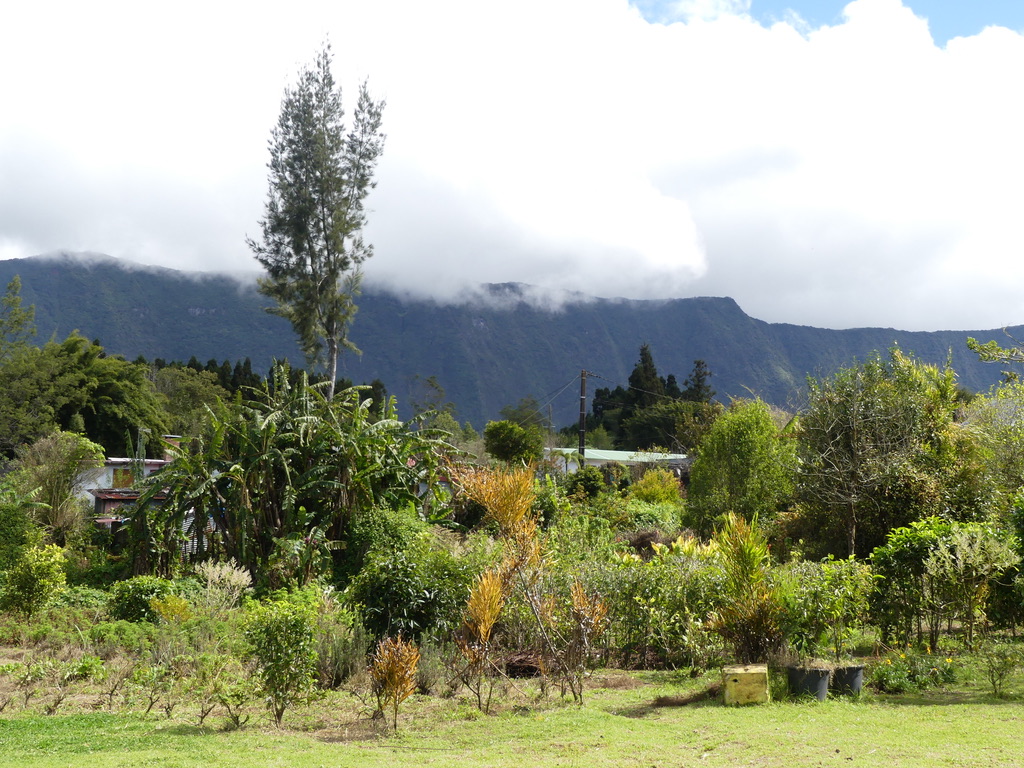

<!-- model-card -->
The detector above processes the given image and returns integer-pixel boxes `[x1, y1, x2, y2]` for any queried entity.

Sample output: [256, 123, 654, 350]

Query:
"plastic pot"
[830, 664, 865, 696]
[787, 665, 830, 701]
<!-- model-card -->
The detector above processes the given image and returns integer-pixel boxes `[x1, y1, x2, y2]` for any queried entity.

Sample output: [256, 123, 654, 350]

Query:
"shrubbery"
[244, 598, 319, 726]
[871, 651, 957, 693]
[0, 541, 66, 617]
[108, 576, 175, 622]
[348, 534, 475, 641]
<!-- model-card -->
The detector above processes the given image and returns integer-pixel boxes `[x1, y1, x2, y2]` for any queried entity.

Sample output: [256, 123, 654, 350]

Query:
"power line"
[498, 374, 582, 428]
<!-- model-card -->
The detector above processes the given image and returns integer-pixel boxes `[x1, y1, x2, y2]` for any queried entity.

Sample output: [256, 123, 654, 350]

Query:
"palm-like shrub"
[134, 364, 448, 586]
[708, 514, 784, 664]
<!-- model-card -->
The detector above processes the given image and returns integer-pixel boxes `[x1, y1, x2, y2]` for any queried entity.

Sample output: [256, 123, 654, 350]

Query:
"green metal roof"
[547, 448, 687, 463]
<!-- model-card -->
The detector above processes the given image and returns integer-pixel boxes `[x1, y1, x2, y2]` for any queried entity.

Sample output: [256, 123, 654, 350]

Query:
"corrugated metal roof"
[547, 448, 687, 463]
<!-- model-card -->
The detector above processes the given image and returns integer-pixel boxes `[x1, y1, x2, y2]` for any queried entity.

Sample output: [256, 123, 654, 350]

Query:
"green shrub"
[0, 499, 34, 573]
[870, 651, 957, 693]
[628, 468, 683, 505]
[87, 619, 157, 657]
[53, 585, 109, 609]
[69, 654, 105, 682]
[0, 541, 67, 617]
[63, 544, 129, 588]
[565, 466, 605, 499]
[315, 604, 368, 689]
[244, 599, 318, 726]
[620, 499, 681, 532]
[483, 420, 544, 464]
[336, 506, 423, 585]
[544, 514, 618, 565]
[587, 539, 725, 670]
[533, 474, 571, 527]
[348, 533, 474, 641]
[108, 576, 174, 622]
[708, 514, 785, 664]
[978, 641, 1023, 696]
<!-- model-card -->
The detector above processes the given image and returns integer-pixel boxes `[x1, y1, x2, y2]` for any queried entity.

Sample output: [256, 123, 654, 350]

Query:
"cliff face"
[0, 254, 1012, 427]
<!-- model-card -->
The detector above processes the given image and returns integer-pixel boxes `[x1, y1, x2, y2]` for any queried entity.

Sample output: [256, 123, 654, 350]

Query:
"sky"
[3, 0, 1024, 332]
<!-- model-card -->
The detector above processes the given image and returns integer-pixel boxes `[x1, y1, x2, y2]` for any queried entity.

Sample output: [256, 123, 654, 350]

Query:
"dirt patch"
[590, 671, 644, 690]
[316, 717, 385, 743]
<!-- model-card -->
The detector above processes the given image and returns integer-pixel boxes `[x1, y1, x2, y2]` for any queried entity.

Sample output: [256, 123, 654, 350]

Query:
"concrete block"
[722, 664, 770, 705]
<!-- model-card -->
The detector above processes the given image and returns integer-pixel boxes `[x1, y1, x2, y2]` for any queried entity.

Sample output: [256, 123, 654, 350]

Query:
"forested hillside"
[0, 253, 1015, 427]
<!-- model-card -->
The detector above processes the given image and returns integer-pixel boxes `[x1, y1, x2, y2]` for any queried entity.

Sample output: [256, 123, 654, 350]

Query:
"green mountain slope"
[0, 253, 1014, 428]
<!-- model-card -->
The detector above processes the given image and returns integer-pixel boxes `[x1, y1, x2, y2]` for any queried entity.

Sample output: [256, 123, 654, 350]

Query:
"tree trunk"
[326, 339, 338, 401]
[846, 501, 857, 558]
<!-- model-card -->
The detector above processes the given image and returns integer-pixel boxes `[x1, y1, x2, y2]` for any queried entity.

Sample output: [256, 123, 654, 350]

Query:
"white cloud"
[1, 0, 1024, 330]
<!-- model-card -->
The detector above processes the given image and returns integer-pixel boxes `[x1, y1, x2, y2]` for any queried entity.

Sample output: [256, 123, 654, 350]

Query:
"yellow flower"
[945, 658, 952, 664]
[899, 653, 906, 659]
[885, 659, 892, 665]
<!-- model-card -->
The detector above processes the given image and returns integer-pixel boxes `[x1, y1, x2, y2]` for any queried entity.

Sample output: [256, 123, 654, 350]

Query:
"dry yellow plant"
[465, 568, 504, 647]
[457, 567, 507, 712]
[369, 636, 420, 732]
[570, 579, 609, 641]
[450, 463, 536, 537]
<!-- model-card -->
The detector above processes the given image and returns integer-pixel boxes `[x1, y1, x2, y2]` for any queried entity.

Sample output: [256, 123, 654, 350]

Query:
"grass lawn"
[2, 668, 1023, 768]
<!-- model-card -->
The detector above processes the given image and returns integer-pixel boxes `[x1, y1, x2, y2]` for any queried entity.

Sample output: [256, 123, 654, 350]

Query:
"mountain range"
[0, 253, 1018, 429]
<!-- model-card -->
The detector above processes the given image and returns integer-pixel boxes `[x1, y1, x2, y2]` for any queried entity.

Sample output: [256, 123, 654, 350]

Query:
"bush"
[336, 506, 423, 585]
[51, 585, 110, 610]
[150, 594, 194, 624]
[194, 559, 252, 617]
[348, 533, 475, 641]
[0, 542, 67, 617]
[628, 468, 683, 505]
[620, 499, 681, 532]
[565, 466, 605, 500]
[370, 635, 420, 733]
[315, 603, 368, 689]
[870, 651, 957, 693]
[708, 514, 785, 664]
[533, 474, 570, 527]
[87, 619, 158, 657]
[63, 543, 129, 588]
[483, 420, 544, 464]
[544, 514, 618, 565]
[244, 599, 318, 726]
[0, 499, 34, 574]
[978, 641, 1023, 696]
[592, 544, 725, 669]
[108, 576, 175, 622]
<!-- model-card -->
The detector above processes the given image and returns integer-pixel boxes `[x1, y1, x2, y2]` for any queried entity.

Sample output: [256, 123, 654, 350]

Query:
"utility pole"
[578, 370, 587, 460]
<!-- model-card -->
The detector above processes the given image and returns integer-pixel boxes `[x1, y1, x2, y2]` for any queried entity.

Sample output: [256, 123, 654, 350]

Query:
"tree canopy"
[688, 398, 797, 535]
[587, 347, 721, 452]
[794, 349, 988, 558]
[0, 334, 168, 458]
[248, 44, 385, 400]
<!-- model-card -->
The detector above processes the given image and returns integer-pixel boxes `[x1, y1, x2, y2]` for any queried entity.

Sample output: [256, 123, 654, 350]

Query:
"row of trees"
[587, 347, 720, 452]
[680, 347, 1024, 563]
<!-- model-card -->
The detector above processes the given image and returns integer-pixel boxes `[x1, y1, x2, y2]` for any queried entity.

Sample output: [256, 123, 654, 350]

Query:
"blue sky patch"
[631, 1, 1024, 46]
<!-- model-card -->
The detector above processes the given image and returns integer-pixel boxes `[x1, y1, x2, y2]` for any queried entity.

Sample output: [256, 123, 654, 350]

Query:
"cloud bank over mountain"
[2, 0, 1024, 330]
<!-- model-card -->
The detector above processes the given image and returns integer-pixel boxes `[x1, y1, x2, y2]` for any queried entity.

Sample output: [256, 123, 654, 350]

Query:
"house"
[76, 438, 179, 525]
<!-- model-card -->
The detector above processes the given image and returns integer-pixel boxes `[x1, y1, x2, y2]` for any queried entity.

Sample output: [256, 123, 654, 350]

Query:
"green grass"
[3, 669, 1024, 768]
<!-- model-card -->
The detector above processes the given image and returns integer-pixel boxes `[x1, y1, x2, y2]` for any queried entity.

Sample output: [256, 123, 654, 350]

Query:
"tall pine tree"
[248, 44, 385, 399]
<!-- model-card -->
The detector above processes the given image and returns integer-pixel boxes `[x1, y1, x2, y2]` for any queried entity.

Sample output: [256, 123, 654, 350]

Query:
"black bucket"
[787, 666, 830, 701]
